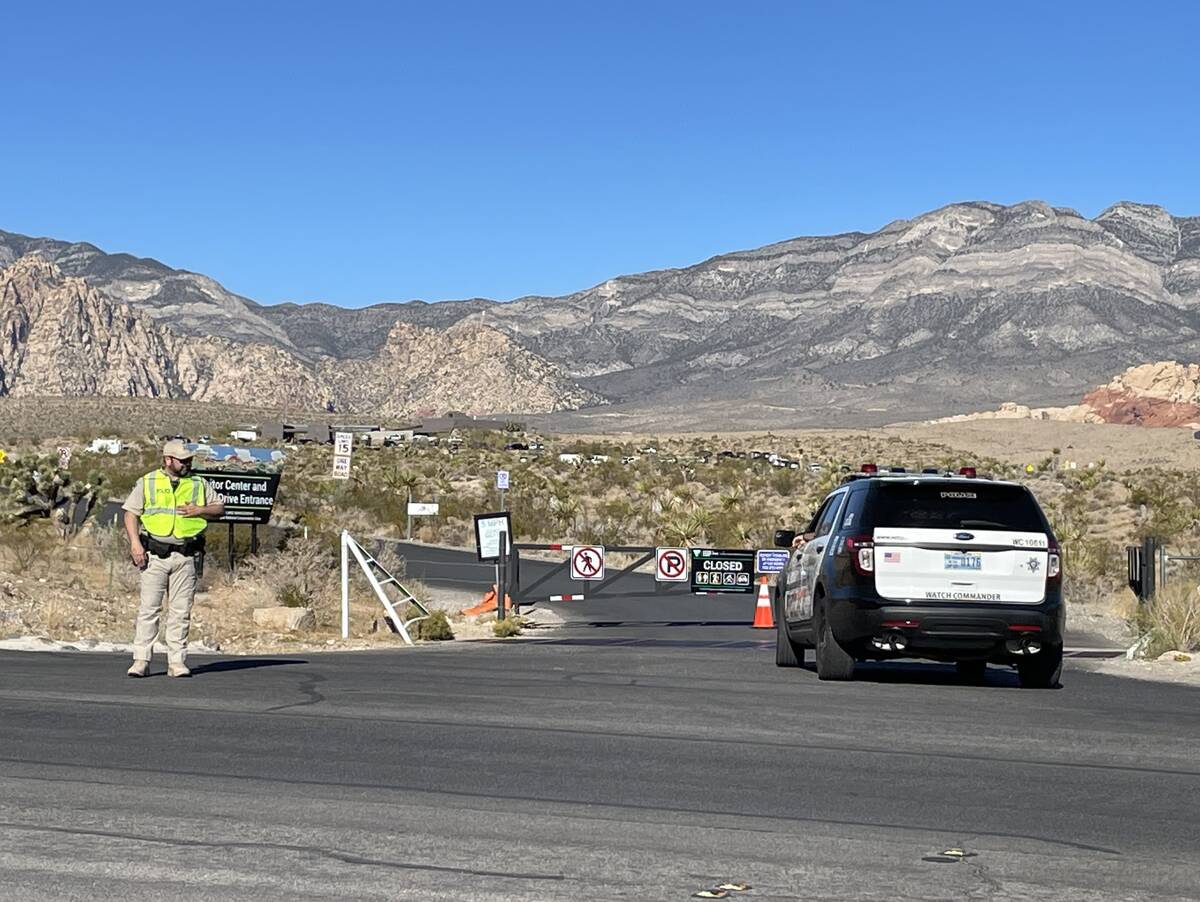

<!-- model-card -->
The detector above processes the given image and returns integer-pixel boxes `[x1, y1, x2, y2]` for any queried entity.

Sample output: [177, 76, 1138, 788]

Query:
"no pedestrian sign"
[570, 545, 605, 581]
[655, 547, 689, 582]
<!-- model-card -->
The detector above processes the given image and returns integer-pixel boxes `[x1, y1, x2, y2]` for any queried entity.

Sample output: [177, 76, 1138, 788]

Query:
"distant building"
[88, 438, 123, 455]
[412, 411, 522, 436]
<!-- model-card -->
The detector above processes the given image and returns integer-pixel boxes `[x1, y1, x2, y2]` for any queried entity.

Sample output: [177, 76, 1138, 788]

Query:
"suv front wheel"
[815, 598, 855, 681]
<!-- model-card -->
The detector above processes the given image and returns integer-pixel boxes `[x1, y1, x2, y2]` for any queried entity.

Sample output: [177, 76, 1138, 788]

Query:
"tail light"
[844, 535, 874, 574]
[1047, 540, 1061, 583]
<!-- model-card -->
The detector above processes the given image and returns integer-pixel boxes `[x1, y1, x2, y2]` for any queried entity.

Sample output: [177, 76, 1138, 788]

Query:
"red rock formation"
[1081, 388, 1200, 427]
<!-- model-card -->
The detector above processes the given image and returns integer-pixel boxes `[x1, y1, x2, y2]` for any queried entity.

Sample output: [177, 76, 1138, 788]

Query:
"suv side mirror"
[773, 529, 796, 548]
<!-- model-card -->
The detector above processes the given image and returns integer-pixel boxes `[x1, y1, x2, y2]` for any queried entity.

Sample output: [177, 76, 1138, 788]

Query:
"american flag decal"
[883, 551, 901, 564]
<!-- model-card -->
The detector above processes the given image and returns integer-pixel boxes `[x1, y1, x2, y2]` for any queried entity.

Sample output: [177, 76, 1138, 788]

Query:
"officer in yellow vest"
[122, 440, 224, 677]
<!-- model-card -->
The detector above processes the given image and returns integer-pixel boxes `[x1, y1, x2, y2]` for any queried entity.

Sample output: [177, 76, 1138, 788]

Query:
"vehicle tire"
[775, 601, 805, 668]
[955, 659, 988, 683]
[1017, 646, 1063, 689]
[815, 599, 854, 681]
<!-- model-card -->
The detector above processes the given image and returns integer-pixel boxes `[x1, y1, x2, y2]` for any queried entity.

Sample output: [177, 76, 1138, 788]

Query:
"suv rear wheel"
[1017, 646, 1063, 689]
[775, 600, 805, 668]
[815, 598, 855, 681]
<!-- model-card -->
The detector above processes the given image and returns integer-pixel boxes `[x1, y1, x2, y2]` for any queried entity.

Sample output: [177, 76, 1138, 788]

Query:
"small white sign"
[496, 469, 510, 490]
[331, 454, 352, 479]
[755, 549, 791, 574]
[570, 545, 605, 581]
[407, 502, 439, 516]
[57, 446, 72, 470]
[334, 431, 353, 456]
[474, 512, 512, 562]
[655, 547, 689, 582]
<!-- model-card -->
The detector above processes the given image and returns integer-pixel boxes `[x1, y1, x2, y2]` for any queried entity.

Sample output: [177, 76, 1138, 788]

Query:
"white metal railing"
[340, 530, 429, 645]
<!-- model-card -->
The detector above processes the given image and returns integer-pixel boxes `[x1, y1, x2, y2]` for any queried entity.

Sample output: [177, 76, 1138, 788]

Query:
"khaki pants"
[133, 552, 197, 665]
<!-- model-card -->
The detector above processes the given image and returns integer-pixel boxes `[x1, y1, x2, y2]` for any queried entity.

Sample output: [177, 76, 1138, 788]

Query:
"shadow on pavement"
[831, 660, 1026, 689]
[189, 659, 308, 675]
[577, 620, 752, 628]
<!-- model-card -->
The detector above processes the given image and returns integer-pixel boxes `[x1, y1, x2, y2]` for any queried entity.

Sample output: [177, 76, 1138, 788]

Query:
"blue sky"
[4, 1, 1198, 307]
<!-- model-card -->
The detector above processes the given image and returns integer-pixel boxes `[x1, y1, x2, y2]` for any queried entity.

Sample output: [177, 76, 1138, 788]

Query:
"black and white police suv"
[773, 465, 1064, 688]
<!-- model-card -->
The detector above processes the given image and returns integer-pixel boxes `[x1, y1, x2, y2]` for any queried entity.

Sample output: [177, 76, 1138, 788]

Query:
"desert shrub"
[93, 523, 141, 593]
[1071, 538, 1122, 582]
[277, 583, 311, 608]
[492, 615, 524, 638]
[1134, 582, 1200, 657]
[242, 536, 339, 623]
[401, 603, 454, 640]
[0, 524, 43, 572]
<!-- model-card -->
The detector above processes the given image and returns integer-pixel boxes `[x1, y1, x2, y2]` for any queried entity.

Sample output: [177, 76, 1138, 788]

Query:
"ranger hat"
[162, 439, 195, 461]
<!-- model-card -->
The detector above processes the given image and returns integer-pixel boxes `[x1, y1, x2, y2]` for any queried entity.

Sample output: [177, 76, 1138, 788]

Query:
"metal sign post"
[496, 530, 509, 620]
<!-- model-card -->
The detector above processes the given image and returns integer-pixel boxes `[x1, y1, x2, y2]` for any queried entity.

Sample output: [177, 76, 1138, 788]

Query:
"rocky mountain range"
[0, 257, 597, 418]
[3, 199, 1200, 428]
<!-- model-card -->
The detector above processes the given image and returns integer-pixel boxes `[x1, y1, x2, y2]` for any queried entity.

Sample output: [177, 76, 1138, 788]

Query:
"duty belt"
[142, 534, 205, 558]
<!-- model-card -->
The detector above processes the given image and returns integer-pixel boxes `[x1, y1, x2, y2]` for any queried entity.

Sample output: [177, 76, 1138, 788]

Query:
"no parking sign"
[655, 547, 689, 582]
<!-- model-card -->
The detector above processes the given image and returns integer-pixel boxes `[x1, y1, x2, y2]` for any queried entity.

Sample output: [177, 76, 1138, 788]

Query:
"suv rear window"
[865, 482, 1046, 532]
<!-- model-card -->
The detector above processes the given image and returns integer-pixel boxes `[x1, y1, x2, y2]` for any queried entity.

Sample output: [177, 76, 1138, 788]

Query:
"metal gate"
[509, 543, 691, 610]
[1128, 536, 1200, 602]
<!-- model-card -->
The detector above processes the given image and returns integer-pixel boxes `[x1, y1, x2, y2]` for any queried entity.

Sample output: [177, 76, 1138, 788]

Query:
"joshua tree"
[662, 514, 703, 547]
[381, 465, 422, 498]
[0, 455, 105, 536]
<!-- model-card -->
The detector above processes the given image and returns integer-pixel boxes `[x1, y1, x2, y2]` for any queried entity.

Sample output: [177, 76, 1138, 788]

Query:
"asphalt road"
[2, 633, 1198, 900]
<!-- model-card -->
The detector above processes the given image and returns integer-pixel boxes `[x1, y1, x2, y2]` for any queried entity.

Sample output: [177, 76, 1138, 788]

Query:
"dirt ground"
[885, 420, 1200, 471]
[1082, 652, 1200, 686]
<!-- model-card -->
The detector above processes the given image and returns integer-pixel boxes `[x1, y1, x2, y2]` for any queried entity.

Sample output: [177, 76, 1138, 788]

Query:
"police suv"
[773, 465, 1064, 688]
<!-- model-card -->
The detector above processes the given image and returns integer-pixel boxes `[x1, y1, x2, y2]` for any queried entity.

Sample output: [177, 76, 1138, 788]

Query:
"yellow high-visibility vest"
[139, 470, 207, 539]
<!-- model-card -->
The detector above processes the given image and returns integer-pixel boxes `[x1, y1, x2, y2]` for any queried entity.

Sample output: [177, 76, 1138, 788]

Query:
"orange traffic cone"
[752, 576, 775, 629]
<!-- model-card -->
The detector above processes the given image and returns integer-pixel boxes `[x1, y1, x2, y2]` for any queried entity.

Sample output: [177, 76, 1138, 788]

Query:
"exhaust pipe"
[871, 631, 908, 652]
[1006, 637, 1043, 656]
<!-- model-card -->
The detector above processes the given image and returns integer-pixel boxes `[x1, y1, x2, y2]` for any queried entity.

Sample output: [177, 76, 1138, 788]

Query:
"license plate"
[944, 553, 982, 571]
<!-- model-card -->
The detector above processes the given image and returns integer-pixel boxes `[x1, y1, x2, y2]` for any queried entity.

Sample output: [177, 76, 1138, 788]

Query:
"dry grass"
[1136, 582, 1200, 657]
